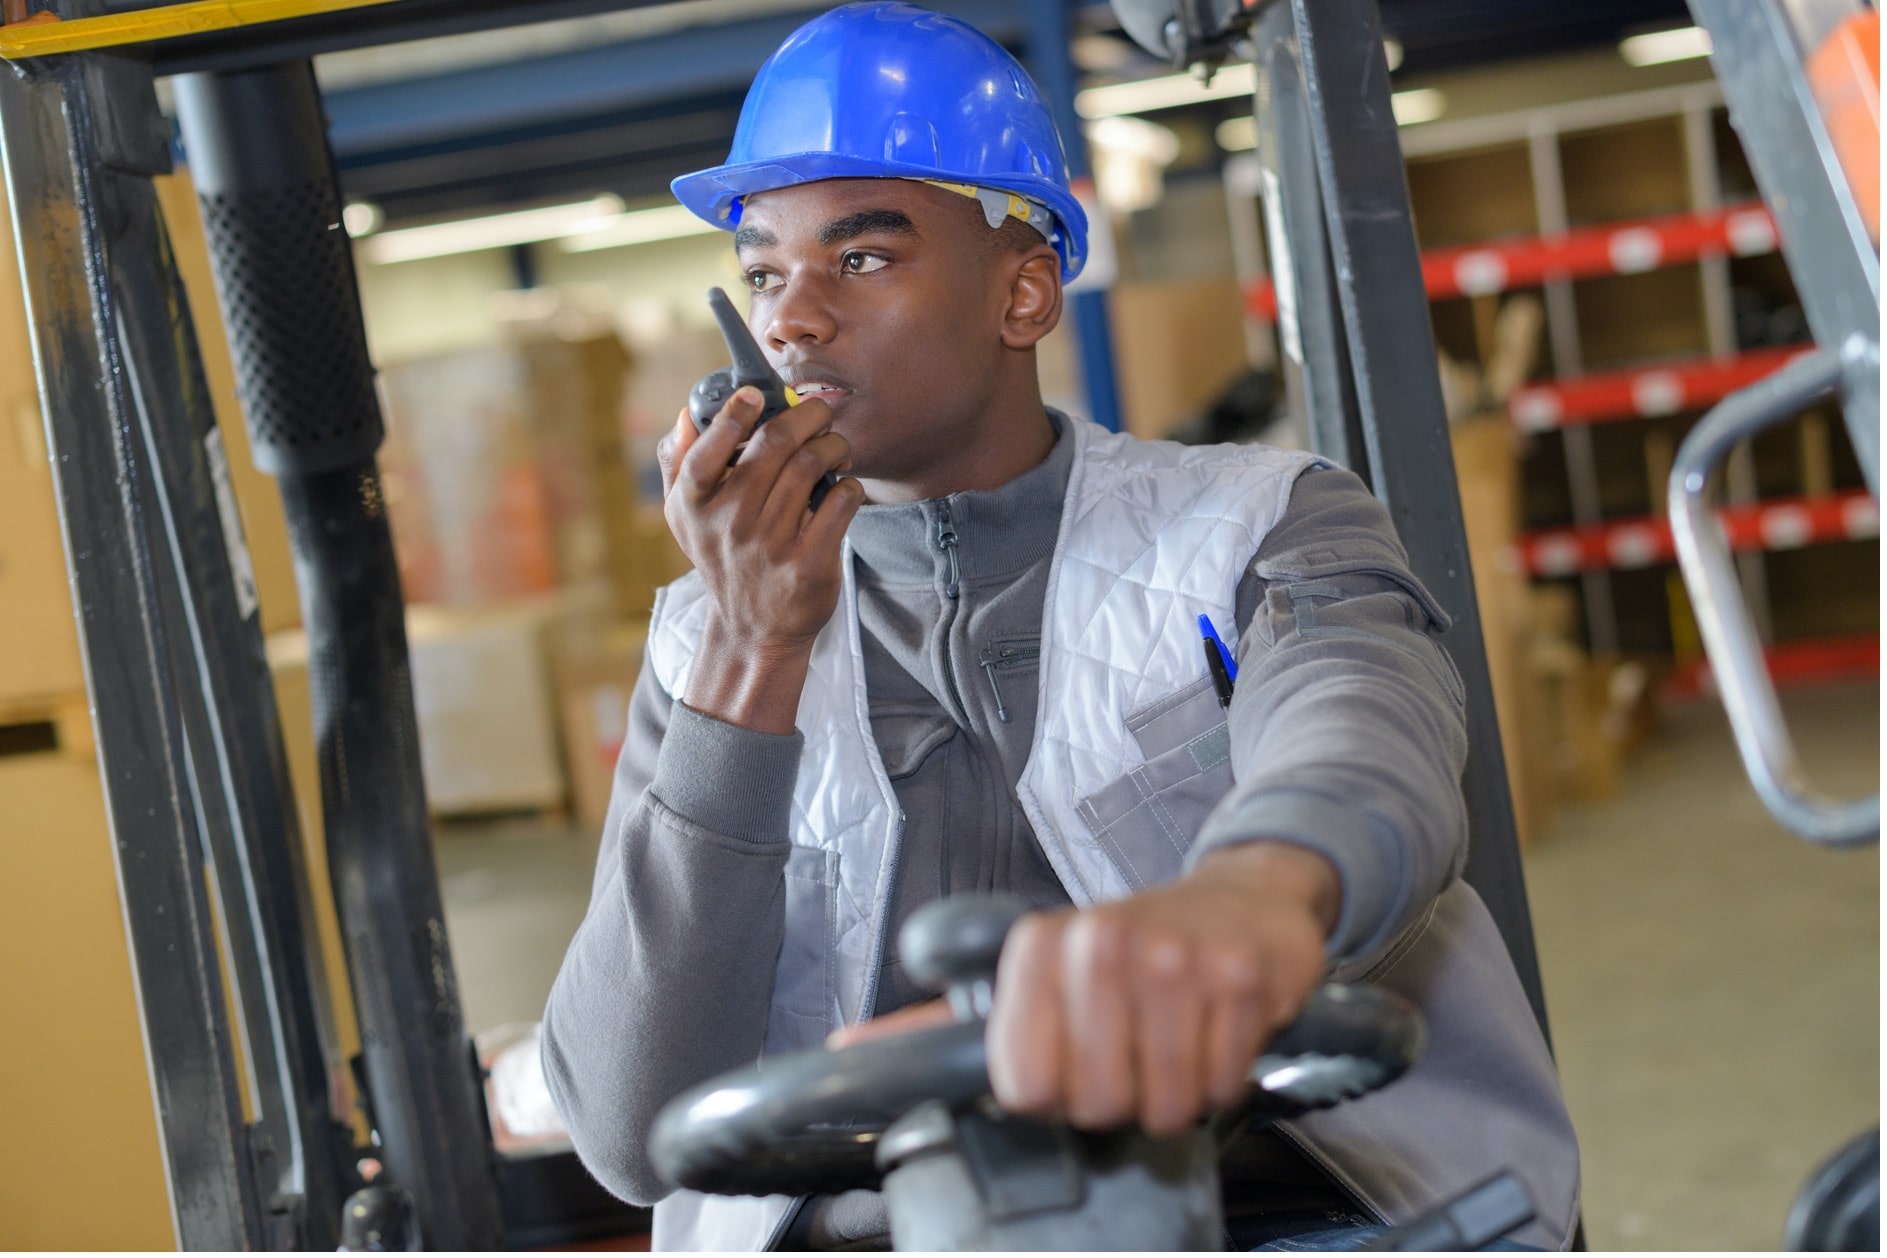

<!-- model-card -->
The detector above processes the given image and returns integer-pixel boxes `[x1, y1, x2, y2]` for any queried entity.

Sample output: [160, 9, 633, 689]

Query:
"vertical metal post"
[2, 42, 262, 1252]
[1023, 0, 1125, 433]
[1281, 0, 1553, 1041]
[1683, 100, 1772, 642]
[1219, 154, 1276, 371]
[173, 62, 505, 1250]
[1527, 127, 1621, 656]
[1250, 1, 1369, 474]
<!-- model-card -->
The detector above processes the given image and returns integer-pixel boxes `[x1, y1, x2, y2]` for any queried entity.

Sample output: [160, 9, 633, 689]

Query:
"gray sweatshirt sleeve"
[1188, 466, 1470, 964]
[541, 659, 804, 1205]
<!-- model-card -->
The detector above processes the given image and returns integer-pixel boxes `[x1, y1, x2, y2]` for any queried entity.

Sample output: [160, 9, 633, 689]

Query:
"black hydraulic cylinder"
[173, 63, 504, 1249]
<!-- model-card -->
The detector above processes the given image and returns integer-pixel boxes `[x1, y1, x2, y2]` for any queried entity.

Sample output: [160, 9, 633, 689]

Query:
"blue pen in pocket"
[1197, 614, 1238, 708]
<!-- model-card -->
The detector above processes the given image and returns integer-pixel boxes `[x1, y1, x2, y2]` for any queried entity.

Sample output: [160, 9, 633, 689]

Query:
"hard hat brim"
[672, 153, 1088, 282]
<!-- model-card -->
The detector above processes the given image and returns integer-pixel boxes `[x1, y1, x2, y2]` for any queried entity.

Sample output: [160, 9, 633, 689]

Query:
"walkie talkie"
[688, 287, 835, 510]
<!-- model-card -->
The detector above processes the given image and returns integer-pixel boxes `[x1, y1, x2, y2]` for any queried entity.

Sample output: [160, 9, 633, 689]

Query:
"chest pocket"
[1074, 676, 1235, 891]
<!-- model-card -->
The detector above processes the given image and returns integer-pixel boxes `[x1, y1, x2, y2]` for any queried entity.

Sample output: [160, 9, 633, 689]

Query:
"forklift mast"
[1, 0, 1874, 1249]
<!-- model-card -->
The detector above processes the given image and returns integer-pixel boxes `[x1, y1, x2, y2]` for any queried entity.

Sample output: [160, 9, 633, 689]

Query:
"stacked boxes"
[377, 350, 561, 608]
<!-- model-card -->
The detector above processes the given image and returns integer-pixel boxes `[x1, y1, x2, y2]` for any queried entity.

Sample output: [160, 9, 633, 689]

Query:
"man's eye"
[841, 251, 888, 275]
[745, 270, 782, 293]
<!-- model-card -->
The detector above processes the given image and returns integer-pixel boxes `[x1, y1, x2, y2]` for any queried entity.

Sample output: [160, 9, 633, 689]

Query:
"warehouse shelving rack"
[1235, 71, 1876, 678]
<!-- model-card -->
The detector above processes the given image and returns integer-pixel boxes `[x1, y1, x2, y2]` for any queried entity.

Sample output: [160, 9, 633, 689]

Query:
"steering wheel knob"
[900, 894, 1031, 1019]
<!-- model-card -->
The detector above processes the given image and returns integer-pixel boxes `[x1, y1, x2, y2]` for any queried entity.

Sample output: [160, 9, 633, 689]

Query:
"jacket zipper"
[931, 500, 972, 722]
[934, 500, 961, 600]
[978, 637, 1041, 724]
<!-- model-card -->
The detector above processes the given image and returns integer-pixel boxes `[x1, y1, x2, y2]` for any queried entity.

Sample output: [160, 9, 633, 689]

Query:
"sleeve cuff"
[1188, 786, 1408, 961]
[650, 702, 803, 845]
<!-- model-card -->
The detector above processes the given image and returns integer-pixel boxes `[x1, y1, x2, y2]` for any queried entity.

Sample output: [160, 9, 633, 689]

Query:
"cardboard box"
[508, 324, 648, 620]
[1452, 416, 1546, 844]
[0, 185, 86, 706]
[407, 600, 570, 815]
[378, 326, 669, 620]
[1107, 277, 1252, 440]
[0, 753, 172, 1249]
[377, 351, 561, 607]
[621, 323, 726, 504]
[553, 620, 650, 834]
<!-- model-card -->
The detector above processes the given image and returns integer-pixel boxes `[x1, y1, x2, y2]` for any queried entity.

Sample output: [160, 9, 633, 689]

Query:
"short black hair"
[976, 208, 1052, 264]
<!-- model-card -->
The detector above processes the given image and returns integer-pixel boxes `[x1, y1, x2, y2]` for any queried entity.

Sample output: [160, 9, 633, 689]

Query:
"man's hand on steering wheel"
[652, 871, 1430, 1206]
[984, 842, 1340, 1138]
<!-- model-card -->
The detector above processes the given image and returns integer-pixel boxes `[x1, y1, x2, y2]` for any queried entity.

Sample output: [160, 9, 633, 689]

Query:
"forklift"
[0, 0, 1874, 1248]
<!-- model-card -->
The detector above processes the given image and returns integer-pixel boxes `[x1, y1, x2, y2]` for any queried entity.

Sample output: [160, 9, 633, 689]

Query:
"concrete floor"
[436, 680, 1880, 1252]
[1525, 681, 1879, 1252]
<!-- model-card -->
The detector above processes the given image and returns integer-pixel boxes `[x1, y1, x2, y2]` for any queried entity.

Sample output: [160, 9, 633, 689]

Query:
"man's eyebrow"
[733, 224, 776, 252]
[817, 209, 918, 246]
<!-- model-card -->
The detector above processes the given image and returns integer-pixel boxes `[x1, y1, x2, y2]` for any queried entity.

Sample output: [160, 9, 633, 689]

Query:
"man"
[544, 3, 1578, 1250]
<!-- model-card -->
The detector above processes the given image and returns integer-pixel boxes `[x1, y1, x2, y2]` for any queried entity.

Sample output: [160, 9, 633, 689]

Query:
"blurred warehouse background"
[0, 0, 1876, 1251]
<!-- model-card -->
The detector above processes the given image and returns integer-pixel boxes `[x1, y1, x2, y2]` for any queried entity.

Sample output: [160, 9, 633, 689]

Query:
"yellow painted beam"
[0, 0, 404, 59]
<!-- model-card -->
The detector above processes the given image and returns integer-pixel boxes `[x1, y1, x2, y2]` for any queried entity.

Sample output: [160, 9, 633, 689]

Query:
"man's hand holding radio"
[657, 385, 863, 735]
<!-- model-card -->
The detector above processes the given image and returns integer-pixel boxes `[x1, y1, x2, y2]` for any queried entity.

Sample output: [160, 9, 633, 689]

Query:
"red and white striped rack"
[1506, 345, 1814, 432]
[1662, 633, 1879, 700]
[1515, 489, 1878, 578]
[1246, 202, 1780, 321]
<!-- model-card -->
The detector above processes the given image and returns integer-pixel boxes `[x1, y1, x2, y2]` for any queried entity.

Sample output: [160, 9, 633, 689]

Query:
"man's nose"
[763, 275, 838, 349]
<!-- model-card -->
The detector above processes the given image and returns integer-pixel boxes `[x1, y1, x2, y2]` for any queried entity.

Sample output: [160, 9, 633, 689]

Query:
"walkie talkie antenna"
[707, 287, 777, 386]
[687, 286, 830, 508]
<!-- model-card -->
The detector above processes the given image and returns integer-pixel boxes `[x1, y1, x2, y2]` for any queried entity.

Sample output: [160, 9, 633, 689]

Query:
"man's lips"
[781, 368, 855, 404]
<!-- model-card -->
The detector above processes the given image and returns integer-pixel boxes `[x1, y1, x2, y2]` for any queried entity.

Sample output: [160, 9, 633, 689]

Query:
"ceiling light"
[1088, 115, 1182, 215]
[1088, 115, 1182, 163]
[342, 201, 382, 237]
[1086, 63, 1442, 129]
[1214, 88, 1443, 152]
[1077, 63, 1257, 118]
[1390, 87, 1446, 126]
[1619, 25, 1713, 67]
[559, 204, 725, 253]
[363, 195, 625, 264]
[1383, 36, 1404, 72]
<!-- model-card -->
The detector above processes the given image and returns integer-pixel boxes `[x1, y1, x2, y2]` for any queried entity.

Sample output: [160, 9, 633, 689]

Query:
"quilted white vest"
[645, 416, 1323, 1249]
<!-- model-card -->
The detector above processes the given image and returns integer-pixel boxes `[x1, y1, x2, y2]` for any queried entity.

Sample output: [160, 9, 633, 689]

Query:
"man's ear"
[1000, 247, 1063, 350]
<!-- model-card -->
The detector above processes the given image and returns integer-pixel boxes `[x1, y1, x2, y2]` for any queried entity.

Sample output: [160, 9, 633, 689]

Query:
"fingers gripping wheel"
[647, 895, 1424, 1200]
[646, 896, 1025, 1197]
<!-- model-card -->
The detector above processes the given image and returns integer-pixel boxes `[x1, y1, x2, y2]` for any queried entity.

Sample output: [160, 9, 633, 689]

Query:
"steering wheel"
[649, 895, 1423, 1199]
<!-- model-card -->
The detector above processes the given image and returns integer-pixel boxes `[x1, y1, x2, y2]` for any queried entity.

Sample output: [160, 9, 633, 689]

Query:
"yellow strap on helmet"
[920, 180, 1056, 244]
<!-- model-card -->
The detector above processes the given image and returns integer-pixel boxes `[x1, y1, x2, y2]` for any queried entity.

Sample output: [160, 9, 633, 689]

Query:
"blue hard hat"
[671, 2, 1088, 280]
